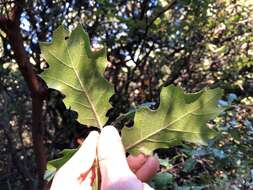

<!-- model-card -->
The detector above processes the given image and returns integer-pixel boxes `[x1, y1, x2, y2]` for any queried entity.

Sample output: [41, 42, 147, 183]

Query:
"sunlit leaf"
[40, 25, 113, 128]
[122, 85, 223, 155]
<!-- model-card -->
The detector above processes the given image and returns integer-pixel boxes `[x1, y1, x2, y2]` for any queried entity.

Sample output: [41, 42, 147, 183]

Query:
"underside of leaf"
[122, 85, 223, 155]
[40, 25, 113, 128]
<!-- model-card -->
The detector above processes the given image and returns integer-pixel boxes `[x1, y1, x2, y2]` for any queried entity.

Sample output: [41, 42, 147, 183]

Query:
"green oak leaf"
[122, 85, 223, 155]
[40, 25, 113, 128]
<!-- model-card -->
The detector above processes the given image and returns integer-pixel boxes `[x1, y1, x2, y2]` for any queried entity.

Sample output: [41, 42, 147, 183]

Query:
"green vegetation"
[0, 0, 253, 189]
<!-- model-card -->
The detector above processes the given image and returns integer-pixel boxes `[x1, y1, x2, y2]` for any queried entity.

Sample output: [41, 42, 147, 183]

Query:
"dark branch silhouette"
[0, 3, 48, 190]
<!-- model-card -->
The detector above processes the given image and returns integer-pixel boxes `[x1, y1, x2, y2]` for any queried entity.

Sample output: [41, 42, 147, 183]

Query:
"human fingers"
[127, 154, 159, 182]
[98, 125, 143, 190]
[50, 131, 99, 190]
[63, 131, 99, 171]
[127, 154, 147, 173]
[135, 156, 160, 182]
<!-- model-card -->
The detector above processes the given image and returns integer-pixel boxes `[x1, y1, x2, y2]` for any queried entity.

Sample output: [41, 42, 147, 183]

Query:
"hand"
[50, 126, 159, 190]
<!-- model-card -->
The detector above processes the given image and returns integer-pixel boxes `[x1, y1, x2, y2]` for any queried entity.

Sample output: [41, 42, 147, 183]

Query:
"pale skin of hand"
[50, 125, 159, 190]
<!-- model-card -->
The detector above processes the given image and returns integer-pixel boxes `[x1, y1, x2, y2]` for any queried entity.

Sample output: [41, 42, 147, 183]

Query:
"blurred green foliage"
[0, 0, 253, 189]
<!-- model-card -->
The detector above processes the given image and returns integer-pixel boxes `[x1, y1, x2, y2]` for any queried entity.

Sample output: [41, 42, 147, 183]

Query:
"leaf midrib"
[65, 40, 102, 128]
[125, 93, 219, 151]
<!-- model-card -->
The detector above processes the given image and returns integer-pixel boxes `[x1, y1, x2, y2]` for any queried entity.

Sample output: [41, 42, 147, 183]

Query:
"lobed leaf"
[40, 25, 113, 128]
[122, 85, 223, 155]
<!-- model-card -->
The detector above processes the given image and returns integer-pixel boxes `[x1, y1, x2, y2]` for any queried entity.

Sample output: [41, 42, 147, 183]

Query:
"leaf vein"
[126, 93, 219, 151]
[46, 50, 73, 69]
[43, 75, 82, 92]
[71, 101, 92, 109]
[65, 39, 102, 128]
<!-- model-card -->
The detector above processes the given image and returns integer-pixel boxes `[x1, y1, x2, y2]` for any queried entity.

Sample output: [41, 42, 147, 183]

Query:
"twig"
[137, 0, 177, 63]
[146, 0, 177, 29]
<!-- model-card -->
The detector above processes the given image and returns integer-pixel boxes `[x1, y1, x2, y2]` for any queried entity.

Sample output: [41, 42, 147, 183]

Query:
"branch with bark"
[0, 3, 48, 190]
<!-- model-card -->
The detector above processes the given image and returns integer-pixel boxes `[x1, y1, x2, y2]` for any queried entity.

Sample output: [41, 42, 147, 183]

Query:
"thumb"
[98, 125, 143, 190]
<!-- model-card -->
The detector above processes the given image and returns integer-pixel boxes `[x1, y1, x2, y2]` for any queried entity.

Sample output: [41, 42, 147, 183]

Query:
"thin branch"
[137, 0, 177, 63]
[147, 0, 177, 29]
